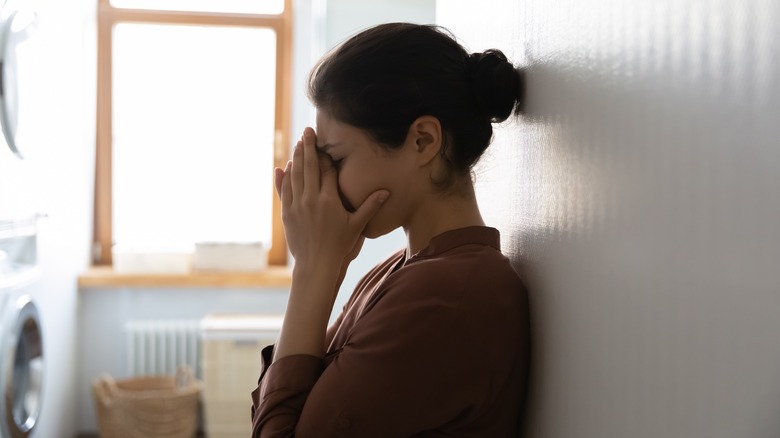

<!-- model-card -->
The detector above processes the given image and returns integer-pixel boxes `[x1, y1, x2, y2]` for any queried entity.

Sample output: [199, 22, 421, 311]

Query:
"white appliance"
[0, 219, 43, 438]
[0, 0, 42, 437]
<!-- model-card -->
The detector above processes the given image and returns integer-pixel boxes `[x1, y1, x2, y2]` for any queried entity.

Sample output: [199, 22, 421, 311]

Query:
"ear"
[407, 115, 442, 167]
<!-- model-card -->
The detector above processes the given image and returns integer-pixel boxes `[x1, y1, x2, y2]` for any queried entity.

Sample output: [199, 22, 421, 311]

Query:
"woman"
[251, 23, 529, 437]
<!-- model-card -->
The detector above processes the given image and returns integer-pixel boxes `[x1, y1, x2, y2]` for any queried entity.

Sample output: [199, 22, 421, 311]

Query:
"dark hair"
[308, 23, 525, 188]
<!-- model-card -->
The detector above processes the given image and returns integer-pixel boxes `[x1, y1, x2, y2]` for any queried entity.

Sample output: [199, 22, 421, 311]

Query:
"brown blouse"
[251, 226, 530, 437]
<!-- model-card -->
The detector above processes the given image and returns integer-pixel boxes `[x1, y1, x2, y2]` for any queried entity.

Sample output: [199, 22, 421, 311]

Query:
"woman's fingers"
[317, 149, 334, 176]
[290, 128, 321, 199]
[290, 140, 304, 197]
[302, 127, 320, 197]
[351, 189, 390, 229]
[274, 167, 284, 199]
[281, 127, 384, 263]
[281, 160, 293, 207]
[320, 153, 338, 193]
[345, 236, 365, 262]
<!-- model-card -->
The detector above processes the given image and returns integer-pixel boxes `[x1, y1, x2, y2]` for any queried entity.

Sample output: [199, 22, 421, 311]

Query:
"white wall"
[19, 0, 96, 437]
[438, 0, 780, 436]
[325, 0, 435, 48]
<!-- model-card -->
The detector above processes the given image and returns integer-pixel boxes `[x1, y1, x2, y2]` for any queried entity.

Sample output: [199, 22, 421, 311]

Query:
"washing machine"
[0, 0, 43, 437]
[0, 218, 42, 438]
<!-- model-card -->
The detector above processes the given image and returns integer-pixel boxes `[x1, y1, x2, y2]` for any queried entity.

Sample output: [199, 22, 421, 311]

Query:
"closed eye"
[321, 151, 343, 169]
[316, 149, 340, 169]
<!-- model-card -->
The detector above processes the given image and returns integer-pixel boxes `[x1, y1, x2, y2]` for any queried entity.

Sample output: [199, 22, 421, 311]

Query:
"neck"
[403, 183, 485, 256]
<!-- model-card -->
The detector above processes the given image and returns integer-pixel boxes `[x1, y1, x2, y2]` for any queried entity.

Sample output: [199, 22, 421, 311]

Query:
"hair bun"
[468, 49, 525, 122]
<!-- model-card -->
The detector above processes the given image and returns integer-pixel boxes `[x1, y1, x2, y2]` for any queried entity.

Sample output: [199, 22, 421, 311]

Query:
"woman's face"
[315, 110, 418, 238]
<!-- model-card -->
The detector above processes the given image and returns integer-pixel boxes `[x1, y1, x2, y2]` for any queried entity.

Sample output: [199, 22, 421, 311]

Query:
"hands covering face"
[273, 128, 389, 268]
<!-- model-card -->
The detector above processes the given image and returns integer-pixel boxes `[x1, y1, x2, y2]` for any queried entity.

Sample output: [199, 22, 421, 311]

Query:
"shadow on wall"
[509, 55, 779, 285]
[463, 3, 780, 434]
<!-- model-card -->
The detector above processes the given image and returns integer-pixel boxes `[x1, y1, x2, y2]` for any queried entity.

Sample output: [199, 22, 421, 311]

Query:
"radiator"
[124, 319, 201, 378]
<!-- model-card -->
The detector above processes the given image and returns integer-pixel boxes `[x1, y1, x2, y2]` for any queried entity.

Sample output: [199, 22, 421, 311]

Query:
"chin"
[361, 219, 399, 239]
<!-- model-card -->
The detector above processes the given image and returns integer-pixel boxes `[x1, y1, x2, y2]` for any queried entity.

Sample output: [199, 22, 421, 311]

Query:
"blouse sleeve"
[250, 347, 324, 437]
[250, 288, 481, 437]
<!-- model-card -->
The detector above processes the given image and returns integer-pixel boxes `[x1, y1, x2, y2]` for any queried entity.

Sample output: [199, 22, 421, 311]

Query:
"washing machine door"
[1, 295, 42, 438]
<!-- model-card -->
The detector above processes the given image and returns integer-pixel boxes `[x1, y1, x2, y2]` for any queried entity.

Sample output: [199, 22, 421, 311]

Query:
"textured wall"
[437, 0, 780, 437]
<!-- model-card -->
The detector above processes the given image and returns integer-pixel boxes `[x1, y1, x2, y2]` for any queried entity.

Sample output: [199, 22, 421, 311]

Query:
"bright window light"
[112, 23, 277, 250]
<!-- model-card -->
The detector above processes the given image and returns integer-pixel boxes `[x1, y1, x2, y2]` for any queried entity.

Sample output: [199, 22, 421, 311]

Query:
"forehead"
[315, 110, 369, 147]
[315, 109, 340, 137]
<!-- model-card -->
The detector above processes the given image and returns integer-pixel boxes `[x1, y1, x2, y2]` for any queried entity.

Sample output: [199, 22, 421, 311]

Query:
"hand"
[274, 139, 368, 285]
[271, 128, 388, 362]
[273, 127, 389, 271]
[345, 236, 365, 265]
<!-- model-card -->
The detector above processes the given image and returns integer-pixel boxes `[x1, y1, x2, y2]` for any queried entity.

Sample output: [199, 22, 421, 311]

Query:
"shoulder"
[344, 248, 405, 305]
[374, 243, 527, 329]
[359, 248, 406, 285]
[351, 242, 528, 359]
[396, 243, 524, 300]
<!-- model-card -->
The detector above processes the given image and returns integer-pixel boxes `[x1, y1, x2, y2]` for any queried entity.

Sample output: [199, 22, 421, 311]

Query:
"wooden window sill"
[78, 266, 292, 289]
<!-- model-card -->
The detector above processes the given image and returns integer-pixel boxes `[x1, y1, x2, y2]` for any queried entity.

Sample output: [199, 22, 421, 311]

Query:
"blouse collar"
[409, 226, 501, 260]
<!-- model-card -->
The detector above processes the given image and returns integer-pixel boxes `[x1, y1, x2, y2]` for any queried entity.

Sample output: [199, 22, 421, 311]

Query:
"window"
[94, 0, 292, 267]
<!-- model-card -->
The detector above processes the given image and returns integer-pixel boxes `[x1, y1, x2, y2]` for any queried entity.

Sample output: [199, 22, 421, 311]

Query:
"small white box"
[192, 242, 268, 272]
[112, 246, 193, 274]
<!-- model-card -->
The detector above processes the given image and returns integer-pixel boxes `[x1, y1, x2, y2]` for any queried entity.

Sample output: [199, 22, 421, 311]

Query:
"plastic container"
[200, 314, 283, 438]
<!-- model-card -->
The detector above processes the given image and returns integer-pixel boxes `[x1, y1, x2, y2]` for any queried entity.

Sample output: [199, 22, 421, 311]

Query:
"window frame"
[93, 0, 292, 267]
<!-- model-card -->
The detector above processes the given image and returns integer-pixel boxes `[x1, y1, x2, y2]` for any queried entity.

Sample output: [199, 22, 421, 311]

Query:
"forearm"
[270, 126, 384, 363]
[273, 261, 341, 362]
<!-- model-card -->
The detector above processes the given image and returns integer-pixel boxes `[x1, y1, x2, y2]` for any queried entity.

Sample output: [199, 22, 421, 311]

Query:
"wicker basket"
[91, 366, 201, 438]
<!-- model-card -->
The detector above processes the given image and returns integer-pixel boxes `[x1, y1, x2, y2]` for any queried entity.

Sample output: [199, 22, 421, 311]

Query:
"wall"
[15, 0, 96, 437]
[437, 0, 780, 436]
[324, 0, 435, 49]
